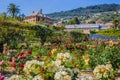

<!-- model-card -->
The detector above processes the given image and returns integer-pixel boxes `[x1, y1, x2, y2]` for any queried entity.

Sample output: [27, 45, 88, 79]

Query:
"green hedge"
[97, 28, 120, 37]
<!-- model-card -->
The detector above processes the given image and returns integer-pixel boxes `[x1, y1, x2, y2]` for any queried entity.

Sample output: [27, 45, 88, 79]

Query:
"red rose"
[26, 50, 32, 55]
[20, 64, 24, 68]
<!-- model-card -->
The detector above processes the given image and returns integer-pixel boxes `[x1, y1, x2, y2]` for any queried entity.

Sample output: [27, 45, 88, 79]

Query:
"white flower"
[54, 71, 71, 80]
[52, 60, 61, 67]
[47, 60, 62, 72]
[103, 72, 109, 78]
[106, 63, 112, 70]
[73, 68, 80, 74]
[54, 71, 62, 80]
[95, 73, 102, 79]
[56, 52, 71, 63]
[33, 75, 44, 80]
[7, 75, 22, 80]
[64, 75, 71, 80]
[23, 60, 43, 77]
[93, 63, 113, 79]
[76, 76, 94, 80]
[61, 71, 67, 76]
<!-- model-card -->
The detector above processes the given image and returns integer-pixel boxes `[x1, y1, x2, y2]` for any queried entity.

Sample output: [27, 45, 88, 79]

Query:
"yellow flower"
[64, 75, 71, 80]
[51, 48, 57, 54]
[43, 56, 48, 61]
[109, 40, 114, 46]
[83, 54, 90, 65]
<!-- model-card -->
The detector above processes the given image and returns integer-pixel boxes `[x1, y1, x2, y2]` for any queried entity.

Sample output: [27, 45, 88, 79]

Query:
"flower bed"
[0, 40, 120, 80]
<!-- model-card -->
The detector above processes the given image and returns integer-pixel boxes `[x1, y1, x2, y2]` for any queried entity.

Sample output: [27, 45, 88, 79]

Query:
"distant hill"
[47, 4, 120, 19]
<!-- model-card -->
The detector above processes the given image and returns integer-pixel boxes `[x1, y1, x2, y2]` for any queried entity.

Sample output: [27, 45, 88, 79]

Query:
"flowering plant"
[93, 63, 114, 79]
[23, 60, 44, 78]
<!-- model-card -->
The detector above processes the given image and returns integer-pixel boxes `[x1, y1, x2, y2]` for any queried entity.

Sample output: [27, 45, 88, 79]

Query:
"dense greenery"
[33, 26, 53, 45]
[97, 29, 120, 37]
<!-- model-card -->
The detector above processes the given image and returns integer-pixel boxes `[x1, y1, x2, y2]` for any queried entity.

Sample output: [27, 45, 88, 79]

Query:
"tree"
[73, 17, 80, 24]
[0, 12, 7, 21]
[112, 20, 120, 28]
[87, 20, 96, 24]
[7, 3, 20, 17]
[34, 26, 53, 45]
[67, 17, 80, 24]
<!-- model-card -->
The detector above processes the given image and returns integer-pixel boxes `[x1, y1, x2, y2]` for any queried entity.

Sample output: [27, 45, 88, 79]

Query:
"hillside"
[47, 4, 120, 19]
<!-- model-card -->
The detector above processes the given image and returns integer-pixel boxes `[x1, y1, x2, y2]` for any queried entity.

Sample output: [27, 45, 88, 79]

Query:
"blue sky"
[0, 0, 120, 15]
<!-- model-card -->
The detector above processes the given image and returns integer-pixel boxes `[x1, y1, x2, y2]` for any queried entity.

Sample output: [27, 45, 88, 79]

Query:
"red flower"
[26, 50, 32, 55]
[64, 44, 67, 48]
[20, 64, 24, 68]
[77, 45, 81, 49]
[11, 63, 16, 68]
[80, 53, 82, 56]
[74, 64, 77, 68]
[83, 45, 87, 49]
[35, 56, 40, 60]
[8, 62, 16, 68]
[48, 53, 52, 57]
[72, 61, 74, 64]
[18, 52, 25, 59]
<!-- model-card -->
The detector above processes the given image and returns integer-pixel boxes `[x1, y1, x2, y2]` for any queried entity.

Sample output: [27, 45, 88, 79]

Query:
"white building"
[65, 24, 108, 33]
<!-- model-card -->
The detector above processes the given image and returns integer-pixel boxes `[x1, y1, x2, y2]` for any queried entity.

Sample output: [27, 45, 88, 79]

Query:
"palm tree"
[7, 3, 20, 17]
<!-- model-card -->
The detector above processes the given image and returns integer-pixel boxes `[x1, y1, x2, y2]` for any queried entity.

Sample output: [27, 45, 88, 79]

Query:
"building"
[65, 24, 108, 33]
[24, 9, 53, 24]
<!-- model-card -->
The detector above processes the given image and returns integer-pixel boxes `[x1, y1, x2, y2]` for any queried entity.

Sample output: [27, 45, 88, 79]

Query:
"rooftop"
[65, 24, 108, 29]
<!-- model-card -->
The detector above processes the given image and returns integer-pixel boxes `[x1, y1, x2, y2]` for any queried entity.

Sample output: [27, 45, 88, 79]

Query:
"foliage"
[112, 19, 120, 28]
[1, 29, 24, 48]
[0, 12, 7, 21]
[70, 30, 87, 42]
[97, 28, 120, 37]
[34, 26, 53, 45]
[87, 20, 96, 24]
[0, 17, 34, 49]
[90, 30, 97, 34]
[67, 17, 80, 24]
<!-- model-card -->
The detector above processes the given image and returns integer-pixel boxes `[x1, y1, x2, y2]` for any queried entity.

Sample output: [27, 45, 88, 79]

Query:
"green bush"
[97, 28, 120, 37]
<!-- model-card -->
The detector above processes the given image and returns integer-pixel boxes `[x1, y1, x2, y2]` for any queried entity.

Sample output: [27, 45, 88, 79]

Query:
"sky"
[0, 0, 120, 15]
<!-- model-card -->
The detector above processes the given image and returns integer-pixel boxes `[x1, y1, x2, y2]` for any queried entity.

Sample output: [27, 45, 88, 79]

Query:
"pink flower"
[0, 60, 4, 65]
[2, 48, 7, 54]
[8, 62, 16, 68]
[0, 75, 5, 80]
[18, 52, 25, 59]
[12, 57, 16, 62]
[34, 56, 40, 60]
[26, 50, 32, 55]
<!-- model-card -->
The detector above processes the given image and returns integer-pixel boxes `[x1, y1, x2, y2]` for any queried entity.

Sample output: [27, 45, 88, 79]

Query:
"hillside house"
[24, 9, 53, 24]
